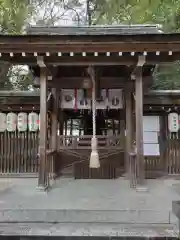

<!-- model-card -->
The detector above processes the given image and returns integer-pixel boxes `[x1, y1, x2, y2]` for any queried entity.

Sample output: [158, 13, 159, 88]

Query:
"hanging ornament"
[64, 94, 73, 102]
[0, 112, 6, 132]
[112, 97, 120, 106]
[83, 89, 88, 106]
[62, 89, 74, 109]
[82, 77, 91, 89]
[105, 89, 109, 116]
[80, 89, 88, 107]
[28, 112, 39, 132]
[6, 112, 17, 132]
[17, 112, 27, 132]
[106, 89, 109, 107]
[109, 89, 123, 109]
[74, 89, 78, 112]
[168, 112, 179, 133]
[80, 89, 84, 106]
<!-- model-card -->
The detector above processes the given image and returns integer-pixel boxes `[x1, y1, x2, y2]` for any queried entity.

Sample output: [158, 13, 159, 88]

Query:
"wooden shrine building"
[1, 25, 180, 190]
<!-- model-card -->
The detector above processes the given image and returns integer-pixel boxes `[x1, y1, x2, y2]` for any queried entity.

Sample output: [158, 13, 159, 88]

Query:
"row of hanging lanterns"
[0, 112, 40, 132]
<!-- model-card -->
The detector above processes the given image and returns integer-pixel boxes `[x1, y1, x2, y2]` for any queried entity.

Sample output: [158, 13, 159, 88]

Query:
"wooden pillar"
[125, 88, 133, 176]
[38, 68, 48, 189]
[50, 88, 58, 177]
[135, 67, 144, 185]
[51, 88, 58, 151]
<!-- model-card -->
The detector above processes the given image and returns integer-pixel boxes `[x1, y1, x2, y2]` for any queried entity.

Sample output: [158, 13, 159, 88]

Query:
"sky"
[31, 0, 87, 26]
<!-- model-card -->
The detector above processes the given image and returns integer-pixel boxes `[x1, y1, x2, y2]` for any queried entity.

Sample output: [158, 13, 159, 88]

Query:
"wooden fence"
[0, 122, 180, 177]
[0, 131, 39, 175]
[143, 132, 180, 177]
[166, 132, 180, 174]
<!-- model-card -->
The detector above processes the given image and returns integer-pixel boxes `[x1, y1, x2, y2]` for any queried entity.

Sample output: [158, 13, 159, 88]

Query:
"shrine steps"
[0, 222, 178, 238]
[0, 208, 176, 225]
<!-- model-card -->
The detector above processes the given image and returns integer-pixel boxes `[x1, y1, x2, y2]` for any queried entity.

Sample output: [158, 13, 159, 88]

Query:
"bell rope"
[88, 66, 100, 168]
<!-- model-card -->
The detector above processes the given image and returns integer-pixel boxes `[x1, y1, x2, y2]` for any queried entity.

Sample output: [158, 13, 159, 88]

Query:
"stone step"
[0, 209, 175, 224]
[0, 222, 178, 238]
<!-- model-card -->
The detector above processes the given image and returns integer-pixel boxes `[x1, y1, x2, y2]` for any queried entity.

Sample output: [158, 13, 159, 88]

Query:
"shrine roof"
[0, 24, 178, 67]
[26, 24, 162, 36]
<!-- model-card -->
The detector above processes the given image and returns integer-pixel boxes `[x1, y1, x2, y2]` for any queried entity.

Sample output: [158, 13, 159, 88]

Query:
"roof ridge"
[26, 24, 163, 35]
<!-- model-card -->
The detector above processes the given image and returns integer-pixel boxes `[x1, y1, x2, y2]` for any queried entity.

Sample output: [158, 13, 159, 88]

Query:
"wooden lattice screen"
[0, 131, 39, 174]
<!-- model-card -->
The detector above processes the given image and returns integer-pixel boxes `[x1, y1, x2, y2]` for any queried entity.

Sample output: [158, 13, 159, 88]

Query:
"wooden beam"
[135, 67, 145, 185]
[7, 56, 137, 65]
[54, 77, 127, 82]
[0, 105, 40, 111]
[1, 95, 180, 107]
[38, 67, 48, 190]
[4, 54, 180, 66]
[34, 77, 128, 89]
[0, 91, 40, 97]
[0, 34, 180, 52]
[144, 96, 180, 105]
[33, 76, 153, 89]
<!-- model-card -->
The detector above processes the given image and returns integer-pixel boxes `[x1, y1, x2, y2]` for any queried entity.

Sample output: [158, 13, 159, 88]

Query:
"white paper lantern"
[17, 112, 27, 132]
[28, 112, 39, 132]
[6, 112, 17, 132]
[168, 112, 179, 132]
[0, 112, 6, 132]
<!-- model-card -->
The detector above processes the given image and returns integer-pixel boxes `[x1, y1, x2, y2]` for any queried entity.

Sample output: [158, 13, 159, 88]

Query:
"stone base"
[136, 186, 149, 192]
[36, 184, 48, 192]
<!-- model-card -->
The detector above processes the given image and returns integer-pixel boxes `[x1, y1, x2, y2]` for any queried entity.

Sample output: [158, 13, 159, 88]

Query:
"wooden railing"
[58, 135, 123, 150]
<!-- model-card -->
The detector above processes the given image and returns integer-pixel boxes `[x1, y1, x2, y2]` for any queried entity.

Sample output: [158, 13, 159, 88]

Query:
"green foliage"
[0, 0, 31, 33]
[152, 62, 180, 89]
[92, 0, 180, 30]
[92, 0, 180, 90]
[0, 0, 34, 90]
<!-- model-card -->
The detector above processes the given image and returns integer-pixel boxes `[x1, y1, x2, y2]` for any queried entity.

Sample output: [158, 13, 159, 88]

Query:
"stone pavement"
[0, 177, 179, 237]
